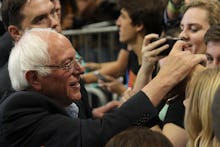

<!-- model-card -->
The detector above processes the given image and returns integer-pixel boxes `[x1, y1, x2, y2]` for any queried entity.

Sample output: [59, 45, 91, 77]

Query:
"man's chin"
[70, 93, 82, 101]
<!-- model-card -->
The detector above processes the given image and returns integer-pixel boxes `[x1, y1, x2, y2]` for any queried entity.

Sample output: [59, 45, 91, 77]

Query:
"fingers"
[121, 88, 136, 103]
[143, 33, 159, 47]
[159, 51, 207, 85]
[169, 40, 188, 54]
[102, 75, 115, 81]
[84, 62, 100, 70]
[97, 76, 116, 90]
[143, 38, 167, 52]
[192, 54, 207, 65]
[141, 38, 169, 67]
[142, 34, 169, 57]
[105, 100, 121, 109]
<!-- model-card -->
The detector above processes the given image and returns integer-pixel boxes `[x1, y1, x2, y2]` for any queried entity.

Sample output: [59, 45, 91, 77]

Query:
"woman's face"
[179, 7, 210, 54]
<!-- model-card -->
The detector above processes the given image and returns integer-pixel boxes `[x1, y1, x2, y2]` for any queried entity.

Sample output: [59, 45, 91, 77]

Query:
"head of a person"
[76, 0, 97, 18]
[179, 0, 220, 54]
[212, 85, 220, 143]
[1, 0, 59, 42]
[51, 0, 61, 21]
[116, 0, 166, 44]
[105, 127, 173, 147]
[8, 28, 84, 107]
[184, 68, 220, 147]
[60, 0, 77, 30]
[204, 23, 220, 68]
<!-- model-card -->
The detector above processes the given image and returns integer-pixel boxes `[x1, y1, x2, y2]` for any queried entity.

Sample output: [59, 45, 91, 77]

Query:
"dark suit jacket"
[0, 91, 157, 147]
[0, 21, 6, 36]
[0, 32, 13, 68]
[0, 32, 14, 100]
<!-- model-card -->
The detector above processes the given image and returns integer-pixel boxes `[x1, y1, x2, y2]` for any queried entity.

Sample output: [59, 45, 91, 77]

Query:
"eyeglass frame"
[35, 57, 82, 72]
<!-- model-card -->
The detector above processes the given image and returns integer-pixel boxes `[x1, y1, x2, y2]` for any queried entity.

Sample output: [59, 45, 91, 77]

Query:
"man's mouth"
[69, 82, 80, 88]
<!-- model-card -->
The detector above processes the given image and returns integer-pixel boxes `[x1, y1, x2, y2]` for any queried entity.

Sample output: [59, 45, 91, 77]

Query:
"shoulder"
[0, 32, 13, 48]
[0, 32, 14, 67]
[0, 91, 82, 146]
[0, 91, 68, 116]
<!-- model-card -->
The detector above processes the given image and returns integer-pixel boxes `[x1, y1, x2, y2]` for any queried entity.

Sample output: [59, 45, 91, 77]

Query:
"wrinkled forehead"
[44, 32, 75, 61]
[27, 29, 75, 60]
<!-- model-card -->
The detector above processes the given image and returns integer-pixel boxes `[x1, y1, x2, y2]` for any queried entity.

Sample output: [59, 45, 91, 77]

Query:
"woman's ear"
[25, 71, 42, 91]
[8, 25, 22, 42]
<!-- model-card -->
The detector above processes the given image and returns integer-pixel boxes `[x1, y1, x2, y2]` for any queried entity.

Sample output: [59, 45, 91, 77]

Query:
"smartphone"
[150, 37, 180, 56]
[93, 71, 109, 82]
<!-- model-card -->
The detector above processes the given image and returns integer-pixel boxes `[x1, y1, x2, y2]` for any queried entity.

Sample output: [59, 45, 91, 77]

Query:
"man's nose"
[71, 63, 85, 75]
[116, 17, 121, 27]
[49, 14, 59, 29]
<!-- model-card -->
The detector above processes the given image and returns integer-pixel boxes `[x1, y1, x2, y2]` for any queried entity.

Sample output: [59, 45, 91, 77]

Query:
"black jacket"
[0, 32, 14, 100]
[0, 91, 157, 147]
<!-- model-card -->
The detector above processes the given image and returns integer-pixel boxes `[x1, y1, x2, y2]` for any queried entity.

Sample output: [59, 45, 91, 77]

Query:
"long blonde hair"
[185, 68, 220, 147]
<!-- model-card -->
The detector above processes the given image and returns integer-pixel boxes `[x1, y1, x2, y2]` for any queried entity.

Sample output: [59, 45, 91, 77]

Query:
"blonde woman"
[184, 68, 220, 147]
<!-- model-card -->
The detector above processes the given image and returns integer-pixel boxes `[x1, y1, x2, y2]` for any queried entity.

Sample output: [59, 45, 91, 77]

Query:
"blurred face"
[52, 0, 61, 21]
[76, 0, 96, 17]
[20, 0, 58, 33]
[116, 9, 138, 44]
[179, 8, 210, 54]
[206, 41, 220, 68]
[40, 34, 84, 106]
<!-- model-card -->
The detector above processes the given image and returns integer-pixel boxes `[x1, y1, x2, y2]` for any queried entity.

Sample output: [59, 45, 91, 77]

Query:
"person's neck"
[129, 35, 144, 65]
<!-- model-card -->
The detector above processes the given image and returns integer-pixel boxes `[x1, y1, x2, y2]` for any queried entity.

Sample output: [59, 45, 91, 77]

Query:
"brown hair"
[117, 0, 166, 35]
[105, 127, 173, 147]
[204, 23, 220, 44]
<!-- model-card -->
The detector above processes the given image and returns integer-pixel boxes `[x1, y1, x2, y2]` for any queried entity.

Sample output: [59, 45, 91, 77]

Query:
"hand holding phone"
[150, 37, 180, 56]
[93, 71, 109, 82]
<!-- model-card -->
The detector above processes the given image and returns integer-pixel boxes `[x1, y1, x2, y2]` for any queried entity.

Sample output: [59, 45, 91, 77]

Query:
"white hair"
[8, 28, 57, 91]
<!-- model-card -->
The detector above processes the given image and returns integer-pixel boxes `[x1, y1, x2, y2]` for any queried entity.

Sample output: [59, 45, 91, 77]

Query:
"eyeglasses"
[36, 57, 82, 71]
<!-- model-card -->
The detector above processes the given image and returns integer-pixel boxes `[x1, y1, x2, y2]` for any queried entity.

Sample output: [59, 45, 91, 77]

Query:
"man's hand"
[84, 62, 101, 71]
[92, 100, 121, 118]
[142, 40, 207, 106]
[98, 75, 126, 96]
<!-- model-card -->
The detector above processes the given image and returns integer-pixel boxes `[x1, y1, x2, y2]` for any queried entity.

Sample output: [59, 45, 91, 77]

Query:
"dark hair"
[117, 0, 166, 35]
[105, 127, 173, 147]
[60, 0, 78, 25]
[204, 23, 220, 44]
[1, 0, 28, 29]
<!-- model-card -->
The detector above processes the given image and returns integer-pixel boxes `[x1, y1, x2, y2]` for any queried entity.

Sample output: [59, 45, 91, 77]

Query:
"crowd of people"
[0, 0, 220, 147]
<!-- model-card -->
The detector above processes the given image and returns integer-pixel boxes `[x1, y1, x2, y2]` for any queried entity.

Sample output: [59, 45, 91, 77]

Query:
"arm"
[82, 49, 129, 83]
[151, 123, 187, 147]
[133, 34, 168, 92]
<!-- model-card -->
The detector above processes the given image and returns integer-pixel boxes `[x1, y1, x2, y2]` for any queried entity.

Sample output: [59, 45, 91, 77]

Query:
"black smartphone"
[150, 37, 180, 56]
[93, 71, 109, 82]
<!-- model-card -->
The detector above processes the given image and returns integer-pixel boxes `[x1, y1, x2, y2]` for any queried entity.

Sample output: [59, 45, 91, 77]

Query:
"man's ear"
[8, 25, 22, 42]
[25, 71, 42, 91]
[135, 24, 144, 32]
